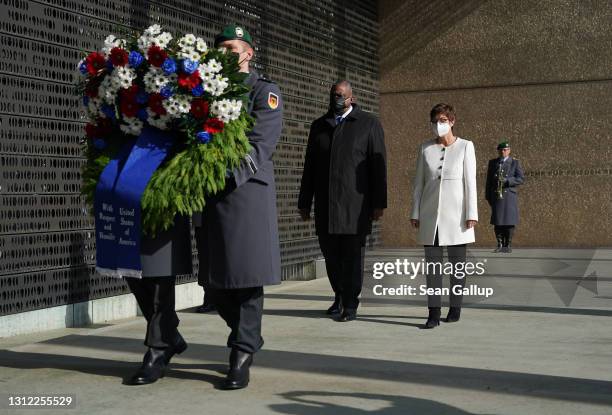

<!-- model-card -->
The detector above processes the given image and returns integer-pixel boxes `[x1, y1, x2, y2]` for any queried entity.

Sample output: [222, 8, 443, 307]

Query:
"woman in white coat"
[411, 103, 478, 328]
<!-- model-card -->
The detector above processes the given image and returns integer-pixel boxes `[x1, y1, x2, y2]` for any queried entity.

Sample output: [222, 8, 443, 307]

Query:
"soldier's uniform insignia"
[268, 92, 279, 109]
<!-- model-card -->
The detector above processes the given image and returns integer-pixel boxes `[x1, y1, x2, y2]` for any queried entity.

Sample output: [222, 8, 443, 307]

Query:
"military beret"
[214, 24, 253, 47]
[497, 141, 511, 150]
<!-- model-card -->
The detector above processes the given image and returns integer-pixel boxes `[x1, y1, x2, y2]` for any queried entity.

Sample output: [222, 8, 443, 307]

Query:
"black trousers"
[126, 276, 181, 349]
[494, 225, 515, 247]
[318, 232, 366, 310]
[424, 231, 467, 308]
[208, 286, 264, 354]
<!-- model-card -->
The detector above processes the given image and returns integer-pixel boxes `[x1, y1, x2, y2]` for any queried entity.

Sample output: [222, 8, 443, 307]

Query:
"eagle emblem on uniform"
[268, 92, 279, 109]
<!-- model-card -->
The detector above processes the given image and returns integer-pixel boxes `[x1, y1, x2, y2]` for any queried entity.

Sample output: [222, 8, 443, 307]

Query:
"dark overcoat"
[194, 70, 283, 289]
[485, 156, 525, 225]
[298, 105, 387, 235]
[140, 215, 192, 277]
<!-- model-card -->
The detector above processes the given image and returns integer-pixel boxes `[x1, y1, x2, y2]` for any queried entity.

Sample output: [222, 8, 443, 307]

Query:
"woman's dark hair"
[430, 103, 456, 123]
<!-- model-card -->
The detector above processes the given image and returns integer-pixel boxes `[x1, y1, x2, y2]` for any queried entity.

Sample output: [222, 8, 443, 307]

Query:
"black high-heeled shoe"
[423, 307, 441, 329]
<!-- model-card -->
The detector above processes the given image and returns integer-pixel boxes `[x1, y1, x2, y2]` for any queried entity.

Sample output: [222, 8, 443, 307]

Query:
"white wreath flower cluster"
[137, 24, 173, 52]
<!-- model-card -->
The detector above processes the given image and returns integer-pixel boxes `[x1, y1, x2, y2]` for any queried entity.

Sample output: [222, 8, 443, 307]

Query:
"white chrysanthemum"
[137, 34, 152, 53]
[102, 34, 126, 56]
[146, 108, 171, 129]
[195, 38, 207, 53]
[154, 32, 173, 48]
[163, 97, 181, 117]
[184, 34, 196, 45]
[112, 66, 137, 89]
[208, 59, 223, 73]
[186, 50, 201, 62]
[211, 99, 242, 122]
[87, 97, 102, 117]
[120, 117, 143, 135]
[205, 74, 229, 96]
[175, 95, 192, 114]
[177, 45, 195, 60]
[99, 76, 121, 104]
[143, 68, 174, 93]
[198, 70, 213, 83]
[144, 24, 162, 36]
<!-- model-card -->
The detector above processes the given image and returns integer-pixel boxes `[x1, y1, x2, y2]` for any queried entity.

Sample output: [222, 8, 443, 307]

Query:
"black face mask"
[332, 96, 347, 114]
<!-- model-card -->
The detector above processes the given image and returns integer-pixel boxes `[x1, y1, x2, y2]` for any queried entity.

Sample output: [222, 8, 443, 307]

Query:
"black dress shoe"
[445, 307, 461, 323]
[222, 349, 253, 390]
[126, 347, 168, 385]
[164, 333, 188, 364]
[337, 309, 356, 322]
[196, 303, 216, 313]
[423, 307, 440, 329]
[326, 297, 342, 315]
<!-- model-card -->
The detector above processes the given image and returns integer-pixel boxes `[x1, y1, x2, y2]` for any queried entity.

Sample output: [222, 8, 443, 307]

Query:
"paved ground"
[1, 249, 612, 414]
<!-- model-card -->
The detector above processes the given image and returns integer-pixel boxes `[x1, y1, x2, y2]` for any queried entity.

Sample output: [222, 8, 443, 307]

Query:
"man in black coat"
[485, 141, 525, 253]
[194, 25, 283, 390]
[298, 81, 387, 322]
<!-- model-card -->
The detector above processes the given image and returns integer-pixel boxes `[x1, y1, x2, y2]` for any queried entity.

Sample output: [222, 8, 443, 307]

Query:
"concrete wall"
[379, 0, 612, 248]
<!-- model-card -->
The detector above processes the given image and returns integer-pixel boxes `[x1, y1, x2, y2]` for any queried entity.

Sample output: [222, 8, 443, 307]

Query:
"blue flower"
[101, 104, 116, 120]
[182, 59, 198, 74]
[93, 139, 107, 150]
[83, 96, 90, 107]
[196, 131, 211, 144]
[191, 84, 204, 97]
[137, 108, 148, 121]
[136, 91, 149, 104]
[106, 60, 114, 71]
[79, 61, 88, 75]
[160, 85, 174, 99]
[162, 58, 177, 75]
[128, 51, 144, 68]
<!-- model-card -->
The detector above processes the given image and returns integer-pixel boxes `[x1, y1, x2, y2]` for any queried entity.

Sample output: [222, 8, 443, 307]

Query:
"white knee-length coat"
[411, 137, 478, 246]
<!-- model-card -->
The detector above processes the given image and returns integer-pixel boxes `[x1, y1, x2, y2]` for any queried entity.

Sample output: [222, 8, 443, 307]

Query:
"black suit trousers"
[208, 286, 264, 354]
[317, 232, 366, 310]
[126, 276, 181, 349]
[424, 231, 467, 308]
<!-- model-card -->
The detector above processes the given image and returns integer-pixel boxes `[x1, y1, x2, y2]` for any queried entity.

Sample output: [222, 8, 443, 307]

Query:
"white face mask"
[431, 121, 451, 137]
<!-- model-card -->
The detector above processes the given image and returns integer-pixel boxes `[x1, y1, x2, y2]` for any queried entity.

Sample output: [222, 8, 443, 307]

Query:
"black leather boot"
[505, 234, 513, 253]
[446, 306, 461, 322]
[326, 295, 342, 315]
[126, 347, 168, 385]
[222, 349, 253, 390]
[423, 307, 441, 329]
[493, 233, 503, 252]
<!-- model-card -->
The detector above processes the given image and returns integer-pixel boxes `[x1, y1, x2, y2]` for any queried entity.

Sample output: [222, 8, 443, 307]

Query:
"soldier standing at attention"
[485, 141, 525, 253]
[194, 24, 283, 390]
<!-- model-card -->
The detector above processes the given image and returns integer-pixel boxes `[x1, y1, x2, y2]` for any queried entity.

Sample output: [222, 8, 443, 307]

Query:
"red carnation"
[120, 100, 139, 118]
[203, 117, 224, 134]
[147, 45, 168, 67]
[85, 123, 98, 138]
[148, 93, 167, 115]
[190, 99, 209, 119]
[85, 52, 106, 75]
[120, 85, 139, 101]
[109, 47, 129, 67]
[178, 71, 201, 90]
